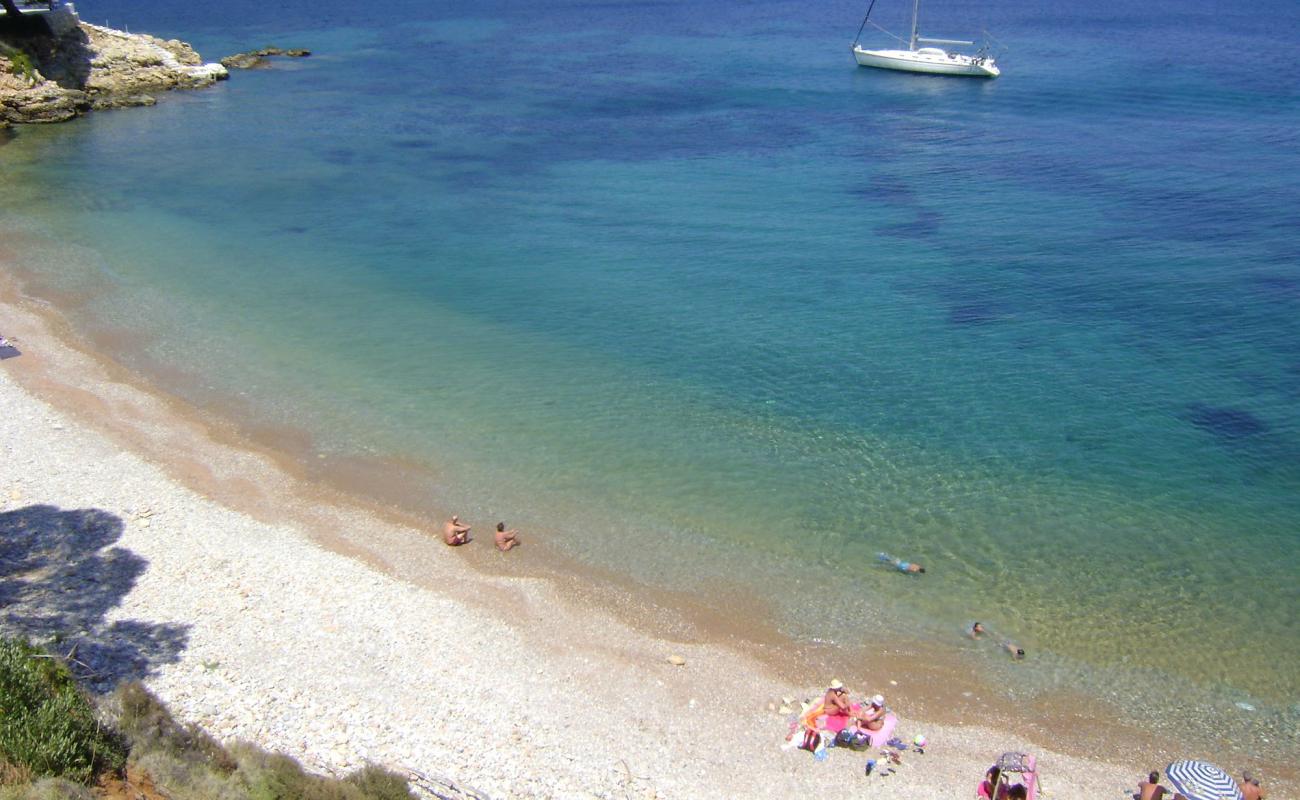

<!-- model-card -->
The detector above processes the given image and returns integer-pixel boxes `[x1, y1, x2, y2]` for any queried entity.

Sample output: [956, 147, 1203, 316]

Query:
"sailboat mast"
[909, 0, 920, 50]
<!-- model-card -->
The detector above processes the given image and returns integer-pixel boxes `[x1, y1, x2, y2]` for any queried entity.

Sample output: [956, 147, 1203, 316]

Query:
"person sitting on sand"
[857, 694, 887, 731]
[970, 621, 986, 639]
[1238, 771, 1264, 800]
[1137, 771, 1168, 800]
[442, 515, 471, 546]
[877, 552, 925, 574]
[822, 679, 853, 718]
[494, 521, 520, 552]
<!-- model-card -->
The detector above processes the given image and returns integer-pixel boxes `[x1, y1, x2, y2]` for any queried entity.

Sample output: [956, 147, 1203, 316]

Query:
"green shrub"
[231, 744, 358, 800]
[5, 51, 36, 84]
[343, 766, 414, 800]
[109, 682, 235, 775]
[0, 644, 415, 800]
[104, 687, 414, 800]
[0, 639, 125, 785]
[228, 745, 414, 800]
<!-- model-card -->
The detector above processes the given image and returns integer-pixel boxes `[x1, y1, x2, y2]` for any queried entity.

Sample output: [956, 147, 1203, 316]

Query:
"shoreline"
[3, 260, 1295, 796]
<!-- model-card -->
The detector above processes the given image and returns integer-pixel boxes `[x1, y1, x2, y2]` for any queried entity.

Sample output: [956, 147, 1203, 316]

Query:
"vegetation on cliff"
[0, 637, 416, 800]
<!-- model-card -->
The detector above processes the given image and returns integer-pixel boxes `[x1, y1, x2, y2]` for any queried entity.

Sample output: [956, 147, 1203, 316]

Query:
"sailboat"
[851, 0, 1000, 78]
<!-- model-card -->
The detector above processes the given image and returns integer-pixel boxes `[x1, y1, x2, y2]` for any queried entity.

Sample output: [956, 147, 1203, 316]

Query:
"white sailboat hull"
[853, 45, 1000, 78]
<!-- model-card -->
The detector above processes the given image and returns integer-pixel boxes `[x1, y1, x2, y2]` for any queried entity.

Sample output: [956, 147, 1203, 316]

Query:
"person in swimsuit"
[970, 621, 986, 639]
[978, 766, 1002, 799]
[442, 515, 471, 546]
[1137, 771, 1168, 800]
[857, 694, 887, 731]
[822, 679, 853, 718]
[1003, 641, 1026, 660]
[1238, 771, 1263, 800]
[877, 552, 925, 574]
[494, 521, 520, 552]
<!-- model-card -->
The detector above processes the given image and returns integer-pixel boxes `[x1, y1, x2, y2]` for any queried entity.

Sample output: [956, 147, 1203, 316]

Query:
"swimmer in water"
[877, 552, 925, 574]
[1003, 641, 1026, 660]
[970, 621, 986, 639]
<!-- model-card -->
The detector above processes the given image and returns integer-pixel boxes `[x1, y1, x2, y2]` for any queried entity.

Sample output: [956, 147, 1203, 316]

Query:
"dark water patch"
[441, 168, 495, 191]
[1184, 403, 1269, 439]
[392, 138, 436, 150]
[321, 147, 355, 165]
[846, 181, 915, 204]
[877, 208, 942, 240]
[424, 151, 494, 165]
[948, 302, 1006, 326]
[557, 84, 752, 120]
[279, 224, 310, 235]
[1249, 273, 1300, 301]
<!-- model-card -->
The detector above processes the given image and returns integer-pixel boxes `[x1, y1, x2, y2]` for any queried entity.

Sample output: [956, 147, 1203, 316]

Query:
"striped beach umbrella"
[1164, 760, 1243, 800]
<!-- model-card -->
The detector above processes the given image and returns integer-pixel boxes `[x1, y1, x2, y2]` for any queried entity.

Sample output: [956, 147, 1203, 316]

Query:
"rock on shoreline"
[220, 46, 311, 70]
[0, 8, 227, 125]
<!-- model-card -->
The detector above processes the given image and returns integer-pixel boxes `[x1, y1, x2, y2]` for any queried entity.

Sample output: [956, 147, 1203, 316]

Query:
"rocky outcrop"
[220, 46, 311, 70]
[0, 9, 227, 125]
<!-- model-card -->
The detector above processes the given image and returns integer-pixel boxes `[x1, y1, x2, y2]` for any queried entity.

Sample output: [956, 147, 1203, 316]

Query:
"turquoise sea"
[3, 0, 1298, 762]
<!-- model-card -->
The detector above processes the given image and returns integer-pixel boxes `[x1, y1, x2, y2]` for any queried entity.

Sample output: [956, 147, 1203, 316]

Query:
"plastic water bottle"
[865, 759, 876, 775]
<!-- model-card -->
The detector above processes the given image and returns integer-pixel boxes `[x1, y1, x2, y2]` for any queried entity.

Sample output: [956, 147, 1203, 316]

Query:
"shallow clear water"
[3, 0, 1298, 759]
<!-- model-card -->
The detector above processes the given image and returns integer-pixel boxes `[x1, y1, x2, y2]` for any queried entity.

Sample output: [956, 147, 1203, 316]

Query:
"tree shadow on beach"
[0, 503, 188, 692]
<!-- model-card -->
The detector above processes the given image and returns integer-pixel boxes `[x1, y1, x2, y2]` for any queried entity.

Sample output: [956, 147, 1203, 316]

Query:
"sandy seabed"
[0, 282, 1266, 800]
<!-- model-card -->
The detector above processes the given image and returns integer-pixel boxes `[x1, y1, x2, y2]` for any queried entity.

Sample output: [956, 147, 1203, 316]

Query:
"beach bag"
[836, 729, 872, 750]
[800, 729, 821, 752]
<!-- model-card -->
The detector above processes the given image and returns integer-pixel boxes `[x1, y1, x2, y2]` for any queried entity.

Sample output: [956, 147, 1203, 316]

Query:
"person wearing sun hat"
[822, 679, 852, 717]
[858, 693, 888, 731]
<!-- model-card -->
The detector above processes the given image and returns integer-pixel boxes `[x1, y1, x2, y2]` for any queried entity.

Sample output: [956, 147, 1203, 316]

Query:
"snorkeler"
[877, 552, 925, 574]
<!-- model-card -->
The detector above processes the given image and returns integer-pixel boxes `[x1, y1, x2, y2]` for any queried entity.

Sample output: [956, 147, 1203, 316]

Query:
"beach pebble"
[1236, 701, 1256, 711]
[667, 654, 685, 666]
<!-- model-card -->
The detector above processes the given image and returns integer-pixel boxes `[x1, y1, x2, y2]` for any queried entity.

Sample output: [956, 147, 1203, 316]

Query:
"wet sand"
[1, 267, 1292, 798]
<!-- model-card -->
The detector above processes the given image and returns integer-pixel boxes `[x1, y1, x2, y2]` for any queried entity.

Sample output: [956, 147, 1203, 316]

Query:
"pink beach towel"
[864, 712, 898, 747]
[817, 702, 865, 734]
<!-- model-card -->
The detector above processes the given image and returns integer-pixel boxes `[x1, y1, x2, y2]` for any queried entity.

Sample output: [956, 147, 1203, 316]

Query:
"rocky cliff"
[0, 9, 226, 126]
